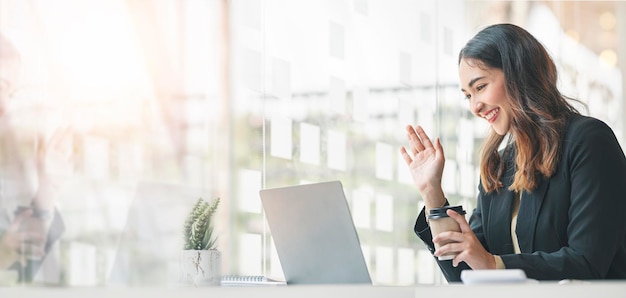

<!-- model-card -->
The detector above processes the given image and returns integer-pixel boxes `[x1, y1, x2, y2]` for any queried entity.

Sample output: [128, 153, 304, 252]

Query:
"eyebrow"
[460, 76, 485, 92]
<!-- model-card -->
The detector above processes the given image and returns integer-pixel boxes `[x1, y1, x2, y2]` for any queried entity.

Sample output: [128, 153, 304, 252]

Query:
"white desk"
[1, 282, 626, 298]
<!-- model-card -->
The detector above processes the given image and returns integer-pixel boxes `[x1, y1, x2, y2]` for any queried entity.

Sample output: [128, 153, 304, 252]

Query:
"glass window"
[0, 0, 622, 287]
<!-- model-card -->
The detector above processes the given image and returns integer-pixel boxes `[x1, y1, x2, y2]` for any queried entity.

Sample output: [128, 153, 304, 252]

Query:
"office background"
[0, 0, 623, 287]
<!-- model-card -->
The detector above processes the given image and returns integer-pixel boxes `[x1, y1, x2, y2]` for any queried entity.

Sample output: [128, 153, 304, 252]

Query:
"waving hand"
[400, 125, 446, 207]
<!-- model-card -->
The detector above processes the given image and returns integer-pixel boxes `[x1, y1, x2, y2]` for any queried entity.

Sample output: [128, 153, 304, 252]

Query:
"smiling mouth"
[484, 108, 499, 122]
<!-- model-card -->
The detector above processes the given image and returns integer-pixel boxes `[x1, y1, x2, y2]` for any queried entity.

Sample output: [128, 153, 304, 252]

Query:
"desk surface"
[2, 282, 626, 298]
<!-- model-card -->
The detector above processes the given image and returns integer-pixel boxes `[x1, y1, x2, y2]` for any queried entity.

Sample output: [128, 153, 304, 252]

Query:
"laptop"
[259, 180, 372, 285]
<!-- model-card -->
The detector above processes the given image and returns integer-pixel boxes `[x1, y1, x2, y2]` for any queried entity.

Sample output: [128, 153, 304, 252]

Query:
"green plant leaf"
[201, 223, 215, 249]
[184, 197, 220, 250]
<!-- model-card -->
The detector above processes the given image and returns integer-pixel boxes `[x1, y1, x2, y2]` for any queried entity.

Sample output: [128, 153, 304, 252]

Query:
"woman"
[0, 32, 68, 283]
[400, 23, 626, 282]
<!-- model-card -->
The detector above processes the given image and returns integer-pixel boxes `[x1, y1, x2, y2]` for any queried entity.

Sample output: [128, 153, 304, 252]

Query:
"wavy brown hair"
[459, 24, 580, 193]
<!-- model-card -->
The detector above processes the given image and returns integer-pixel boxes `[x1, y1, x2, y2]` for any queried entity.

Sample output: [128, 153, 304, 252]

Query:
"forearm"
[419, 185, 447, 214]
[500, 249, 600, 280]
[32, 179, 57, 213]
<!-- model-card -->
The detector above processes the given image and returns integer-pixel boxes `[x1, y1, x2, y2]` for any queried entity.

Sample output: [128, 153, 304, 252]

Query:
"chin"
[491, 119, 510, 136]
[493, 129, 507, 136]
[491, 125, 509, 136]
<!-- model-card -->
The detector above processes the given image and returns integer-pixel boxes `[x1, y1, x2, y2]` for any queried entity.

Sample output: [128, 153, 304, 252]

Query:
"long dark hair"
[459, 23, 579, 193]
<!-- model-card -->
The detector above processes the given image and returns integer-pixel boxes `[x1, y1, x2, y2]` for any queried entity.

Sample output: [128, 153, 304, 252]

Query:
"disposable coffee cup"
[428, 205, 466, 261]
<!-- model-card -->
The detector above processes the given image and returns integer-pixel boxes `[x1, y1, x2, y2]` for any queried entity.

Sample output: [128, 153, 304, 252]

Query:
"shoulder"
[562, 114, 625, 162]
[563, 114, 619, 146]
[565, 114, 614, 137]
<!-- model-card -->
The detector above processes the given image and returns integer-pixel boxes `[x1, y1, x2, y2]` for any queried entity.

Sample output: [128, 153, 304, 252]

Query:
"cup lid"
[427, 205, 466, 220]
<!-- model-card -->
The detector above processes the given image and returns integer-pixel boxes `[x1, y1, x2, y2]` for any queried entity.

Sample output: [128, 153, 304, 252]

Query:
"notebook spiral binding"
[221, 275, 268, 282]
[220, 275, 285, 286]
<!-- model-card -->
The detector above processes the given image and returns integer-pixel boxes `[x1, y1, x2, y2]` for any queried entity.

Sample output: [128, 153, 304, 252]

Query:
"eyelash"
[464, 84, 486, 101]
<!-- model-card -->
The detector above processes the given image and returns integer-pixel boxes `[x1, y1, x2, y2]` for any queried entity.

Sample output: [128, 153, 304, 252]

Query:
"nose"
[470, 99, 483, 117]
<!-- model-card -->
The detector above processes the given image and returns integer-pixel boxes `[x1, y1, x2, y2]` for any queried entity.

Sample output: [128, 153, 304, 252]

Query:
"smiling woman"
[403, 23, 626, 282]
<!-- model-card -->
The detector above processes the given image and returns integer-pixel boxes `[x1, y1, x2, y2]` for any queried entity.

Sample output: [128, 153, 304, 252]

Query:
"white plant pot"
[180, 249, 221, 287]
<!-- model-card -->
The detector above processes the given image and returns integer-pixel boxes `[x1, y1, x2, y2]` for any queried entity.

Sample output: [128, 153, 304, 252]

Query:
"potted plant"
[180, 197, 221, 287]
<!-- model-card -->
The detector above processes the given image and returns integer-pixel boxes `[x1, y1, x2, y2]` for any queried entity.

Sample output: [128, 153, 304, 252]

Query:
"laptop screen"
[260, 180, 371, 284]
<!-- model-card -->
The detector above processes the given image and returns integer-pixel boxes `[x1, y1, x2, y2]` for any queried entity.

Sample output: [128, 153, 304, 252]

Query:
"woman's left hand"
[432, 209, 496, 269]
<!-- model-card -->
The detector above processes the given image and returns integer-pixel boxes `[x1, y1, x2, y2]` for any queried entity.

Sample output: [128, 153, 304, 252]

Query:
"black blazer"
[414, 114, 626, 282]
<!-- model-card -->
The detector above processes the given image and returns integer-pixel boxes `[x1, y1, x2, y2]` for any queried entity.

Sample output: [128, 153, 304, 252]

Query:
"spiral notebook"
[259, 181, 372, 285]
[221, 275, 285, 286]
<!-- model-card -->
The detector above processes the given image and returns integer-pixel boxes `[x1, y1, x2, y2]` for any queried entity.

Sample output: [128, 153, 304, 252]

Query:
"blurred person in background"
[0, 32, 71, 284]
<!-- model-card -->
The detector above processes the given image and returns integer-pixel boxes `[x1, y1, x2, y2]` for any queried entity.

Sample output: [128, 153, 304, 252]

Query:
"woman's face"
[459, 58, 512, 135]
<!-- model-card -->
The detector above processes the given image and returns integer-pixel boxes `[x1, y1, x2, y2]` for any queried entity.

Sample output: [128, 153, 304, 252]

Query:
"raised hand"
[399, 125, 446, 207]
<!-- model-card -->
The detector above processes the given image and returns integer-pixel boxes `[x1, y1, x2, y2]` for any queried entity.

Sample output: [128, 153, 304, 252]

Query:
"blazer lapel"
[488, 149, 517, 254]
[515, 176, 550, 253]
[488, 188, 515, 254]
